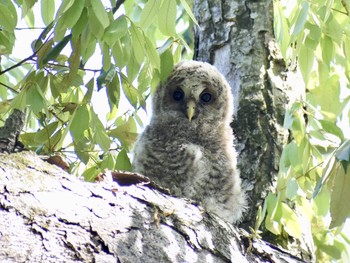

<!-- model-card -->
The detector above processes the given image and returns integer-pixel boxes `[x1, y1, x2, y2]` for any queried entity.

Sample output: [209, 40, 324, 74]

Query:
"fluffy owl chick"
[132, 61, 246, 224]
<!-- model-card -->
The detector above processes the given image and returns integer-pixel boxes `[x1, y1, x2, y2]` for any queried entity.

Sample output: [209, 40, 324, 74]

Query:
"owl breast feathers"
[132, 61, 246, 224]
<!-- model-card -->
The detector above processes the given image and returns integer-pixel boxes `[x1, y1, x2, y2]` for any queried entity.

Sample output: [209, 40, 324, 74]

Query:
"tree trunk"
[193, 0, 301, 227]
[0, 151, 305, 262]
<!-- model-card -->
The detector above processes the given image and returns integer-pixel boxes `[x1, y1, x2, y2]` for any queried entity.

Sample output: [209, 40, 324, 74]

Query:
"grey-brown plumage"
[132, 61, 246, 223]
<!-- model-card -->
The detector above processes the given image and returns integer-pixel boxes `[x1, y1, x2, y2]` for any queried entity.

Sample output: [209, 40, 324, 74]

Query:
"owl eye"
[200, 92, 212, 103]
[173, 89, 184, 101]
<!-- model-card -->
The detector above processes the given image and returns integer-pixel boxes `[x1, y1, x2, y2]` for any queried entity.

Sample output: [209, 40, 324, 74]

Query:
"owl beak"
[186, 99, 196, 122]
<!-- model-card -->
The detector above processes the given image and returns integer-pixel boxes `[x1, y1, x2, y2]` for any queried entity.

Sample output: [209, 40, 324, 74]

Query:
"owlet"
[132, 61, 246, 224]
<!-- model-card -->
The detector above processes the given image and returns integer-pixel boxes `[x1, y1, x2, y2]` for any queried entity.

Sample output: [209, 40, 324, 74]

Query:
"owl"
[132, 61, 246, 224]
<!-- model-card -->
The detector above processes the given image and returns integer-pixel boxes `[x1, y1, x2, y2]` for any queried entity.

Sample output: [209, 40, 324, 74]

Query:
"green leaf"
[130, 23, 146, 63]
[42, 34, 72, 65]
[0, 1, 17, 32]
[82, 166, 100, 181]
[83, 78, 94, 104]
[281, 203, 302, 239]
[41, 0, 55, 25]
[70, 104, 90, 141]
[321, 35, 334, 67]
[286, 178, 298, 200]
[313, 155, 336, 199]
[26, 83, 46, 115]
[56, 0, 75, 17]
[106, 74, 120, 109]
[61, 0, 85, 28]
[335, 139, 350, 162]
[160, 49, 174, 82]
[100, 152, 116, 170]
[90, 0, 109, 29]
[179, 0, 198, 26]
[91, 110, 111, 151]
[264, 192, 282, 235]
[122, 77, 139, 108]
[144, 36, 160, 69]
[273, 1, 290, 59]
[74, 137, 91, 164]
[291, 1, 309, 37]
[298, 45, 314, 86]
[103, 15, 128, 46]
[115, 149, 132, 171]
[158, 0, 176, 36]
[329, 164, 350, 228]
[97, 65, 116, 91]
[53, 17, 67, 41]
[88, 7, 105, 40]
[314, 186, 330, 216]
[307, 74, 341, 121]
[71, 7, 88, 35]
[34, 121, 58, 143]
[109, 121, 138, 149]
[320, 120, 344, 140]
[139, 0, 160, 29]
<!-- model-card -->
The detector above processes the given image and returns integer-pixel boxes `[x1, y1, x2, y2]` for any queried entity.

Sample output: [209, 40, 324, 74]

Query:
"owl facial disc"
[186, 99, 196, 122]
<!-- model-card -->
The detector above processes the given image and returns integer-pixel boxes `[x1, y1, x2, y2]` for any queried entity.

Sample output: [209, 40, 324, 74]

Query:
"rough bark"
[0, 151, 305, 263]
[193, 0, 302, 227]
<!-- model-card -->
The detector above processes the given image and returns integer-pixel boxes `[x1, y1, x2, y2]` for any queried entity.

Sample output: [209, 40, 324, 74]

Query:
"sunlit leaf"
[281, 203, 302, 239]
[26, 83, 46, 115]
[329, 164, 350, 228]
[335, 139, 350, 162]
[158, 0, 176, 36]
[286, 178, 299, 200]
[298, 45, 314, 85]
[273, 1, 290, 59]
[70, 104, 90, 141]
[91, 110, 111, 151]
[291, 1, 309, 37]
[0, 1, 17, 32]
[115, 149, 132, 171]
[34, 121, 58, 143]
[160, 49, 174, 81]
[139, 0, 160, 29]
[265, 192, 282, 235]
[41, 0, 55, 25]
[100, 152, 116, 170]
[321, 35, 334, 67]
[179, 0, 198, 26]
[104, 15, 128, 46]
[82, 166, 100, 181]
[122, 77, 139, 108]
[106, 74, 120, 109]
[130, 23, 146, 64]
[144, 36, 160, 69]
[61, 0, 85, 28]
[89, 0, 110, 29]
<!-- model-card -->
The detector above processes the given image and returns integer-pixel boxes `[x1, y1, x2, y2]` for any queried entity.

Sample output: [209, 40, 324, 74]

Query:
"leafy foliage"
[267, 0, 350, 261]
[0, 0, 195, 180]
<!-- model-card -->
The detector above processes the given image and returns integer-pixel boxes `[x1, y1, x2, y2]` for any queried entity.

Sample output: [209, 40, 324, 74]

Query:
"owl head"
[152, 61, 234, 125]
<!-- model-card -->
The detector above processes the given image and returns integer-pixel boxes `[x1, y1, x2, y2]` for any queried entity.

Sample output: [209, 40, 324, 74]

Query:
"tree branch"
[0, 54, 35, 76]
[113, 0, 126, 14]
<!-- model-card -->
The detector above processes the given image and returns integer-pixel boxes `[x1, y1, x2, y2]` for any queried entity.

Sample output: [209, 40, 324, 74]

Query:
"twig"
[113, 0, 126, 14]
[0, 82, 19, 94]
[0, 54, 35, 76]
[15, 27, 46, 30]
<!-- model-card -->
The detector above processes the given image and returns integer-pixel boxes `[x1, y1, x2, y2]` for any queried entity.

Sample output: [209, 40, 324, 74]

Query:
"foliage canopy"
[266, 0, 350, 261]
[0, 0, 194, 180]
